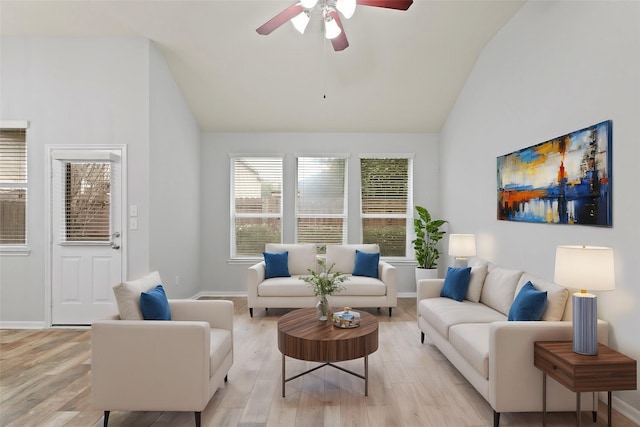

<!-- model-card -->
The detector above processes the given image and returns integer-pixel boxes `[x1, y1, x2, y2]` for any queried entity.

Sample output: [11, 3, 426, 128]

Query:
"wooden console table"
[534, 341, 637, 427]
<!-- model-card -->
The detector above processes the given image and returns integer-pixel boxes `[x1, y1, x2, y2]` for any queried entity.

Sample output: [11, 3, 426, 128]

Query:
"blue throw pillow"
[508, 281, 548, 321]
[263, 251, 291, 279]
[140, 285, 172, 320]
[440, 267, 472, 302]
[352, 250, 380, 278]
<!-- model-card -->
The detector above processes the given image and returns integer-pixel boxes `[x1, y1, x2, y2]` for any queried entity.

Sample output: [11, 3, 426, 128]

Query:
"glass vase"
[316, 295, 330, 321]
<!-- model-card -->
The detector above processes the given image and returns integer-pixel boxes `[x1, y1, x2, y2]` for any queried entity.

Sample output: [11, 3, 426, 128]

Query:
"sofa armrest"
[379, 261, 397, 301]
[489, 319, 609, 412]
[91, 320, 211, 410]
[417, 279, 444, 300]
[247, 261, 266, 308]
[169, 299, 233, 332]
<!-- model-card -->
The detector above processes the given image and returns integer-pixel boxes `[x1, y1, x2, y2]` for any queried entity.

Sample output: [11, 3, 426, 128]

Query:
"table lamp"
[448, 234, 476, 268]
[554, 245, 615, 355]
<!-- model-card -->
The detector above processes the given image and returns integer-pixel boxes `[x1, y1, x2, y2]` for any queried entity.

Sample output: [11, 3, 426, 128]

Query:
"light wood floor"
[1, 298, 637, 427]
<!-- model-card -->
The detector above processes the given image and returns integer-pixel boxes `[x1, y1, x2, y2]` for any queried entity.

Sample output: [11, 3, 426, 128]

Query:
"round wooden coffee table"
[277, 308, 379, 397]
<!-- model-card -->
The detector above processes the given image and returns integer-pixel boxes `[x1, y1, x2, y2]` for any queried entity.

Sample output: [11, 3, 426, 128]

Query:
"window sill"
[0, 247, 31, 256]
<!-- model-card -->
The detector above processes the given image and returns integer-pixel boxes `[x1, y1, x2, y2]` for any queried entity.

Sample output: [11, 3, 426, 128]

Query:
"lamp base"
[572, 292, 598, 355]
[453, 257, 468, 268]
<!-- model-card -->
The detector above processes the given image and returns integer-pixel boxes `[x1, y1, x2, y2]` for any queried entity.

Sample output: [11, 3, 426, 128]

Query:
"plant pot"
[415, 267, 438, 284]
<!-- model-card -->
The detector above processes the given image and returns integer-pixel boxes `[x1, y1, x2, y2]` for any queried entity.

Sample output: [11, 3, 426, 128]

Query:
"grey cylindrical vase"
[572, 293, 598, 355]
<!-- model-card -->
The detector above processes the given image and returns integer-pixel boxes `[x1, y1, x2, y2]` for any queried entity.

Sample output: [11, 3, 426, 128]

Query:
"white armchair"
[91, 299, 233, 427]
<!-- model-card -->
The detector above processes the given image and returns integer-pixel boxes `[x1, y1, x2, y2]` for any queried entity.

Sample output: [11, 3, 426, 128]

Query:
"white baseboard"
[0, 321, 46, 329]
[191, 291, 248, 299]
[611, 395, 640, 425]
[398, 292, 416, 298]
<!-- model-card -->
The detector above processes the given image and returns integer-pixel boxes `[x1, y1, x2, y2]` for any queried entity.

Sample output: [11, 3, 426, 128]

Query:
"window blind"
[0, 129, 27, 244]
[360, 157, 412, 256]
[296, 157, 347, 244]
[231, 157, 283, 257]
[62, 162, 111, 242]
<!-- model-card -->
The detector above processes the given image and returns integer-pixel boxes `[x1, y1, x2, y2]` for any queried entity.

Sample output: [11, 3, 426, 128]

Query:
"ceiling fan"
[256, 0, 413, 52]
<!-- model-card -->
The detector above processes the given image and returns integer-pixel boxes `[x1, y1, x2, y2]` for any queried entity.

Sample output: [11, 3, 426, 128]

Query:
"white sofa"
[92, 272, 233, 427]
[248, 243, 397, 317]
[417, 261, 608, 427]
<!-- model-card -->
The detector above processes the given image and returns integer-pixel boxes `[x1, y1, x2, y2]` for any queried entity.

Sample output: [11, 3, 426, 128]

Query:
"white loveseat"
[417, 261, 608, 427]
[248, 243, 397, 317]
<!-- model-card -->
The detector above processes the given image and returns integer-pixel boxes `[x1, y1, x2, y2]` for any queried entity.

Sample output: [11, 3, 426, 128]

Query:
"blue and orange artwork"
[497, 120, 612, 226]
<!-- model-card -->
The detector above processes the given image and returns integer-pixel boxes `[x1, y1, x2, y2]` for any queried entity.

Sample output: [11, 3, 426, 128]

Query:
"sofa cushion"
[516, 273, 569, 321]
[449, 323, 490, 379]
[326, 244, 379, 276]
[508, 281, 547, 321]
[209, 328, 232, 378]
[265, 243, 317, 275]
[480, 267, 523, 316]
[466, 264, 489, 303]
[441, 267, 471, 302]
[341, 276, 387, 296]
[352, 250, 380, 278]
[140, 285, 172, 320]
[257, 276, 315, 297]
[112, 271, 162, 320]
[418, 298, 506, 340]
[263, 251, 291, 279]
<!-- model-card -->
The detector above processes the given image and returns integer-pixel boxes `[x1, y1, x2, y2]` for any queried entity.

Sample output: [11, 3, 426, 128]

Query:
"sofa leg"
[592, 411, 597, 422]
[194, 411, 201, 427]
[249, 308, 253, 317]
[421, 332, 424, 344]
[493, 410, 500, 427]
[103, 411, 110, 427]
[224, 374, 228, 382]
[388, 307, 392, 317]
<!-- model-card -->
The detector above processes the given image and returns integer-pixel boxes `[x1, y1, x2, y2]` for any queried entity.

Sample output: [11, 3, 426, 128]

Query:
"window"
[231, 156, 283, 257]
[360, 156, 413, 257]
[0, 125, 28, 246]
[296, 156, 348, 246]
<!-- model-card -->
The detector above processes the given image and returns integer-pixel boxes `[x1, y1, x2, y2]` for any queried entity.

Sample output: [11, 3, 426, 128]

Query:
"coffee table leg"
[364, 355, 369, 396]
[282, 353, 286, 398]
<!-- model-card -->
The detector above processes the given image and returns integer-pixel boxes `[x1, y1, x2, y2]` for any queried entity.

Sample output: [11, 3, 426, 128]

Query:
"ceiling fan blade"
[256, 3, 304, 35]
[356, 0, 413, 11]
[328, 11, 349, 51]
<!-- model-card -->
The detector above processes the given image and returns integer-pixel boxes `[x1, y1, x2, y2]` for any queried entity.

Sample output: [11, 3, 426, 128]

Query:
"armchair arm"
[169, 299, 233, 332]
[91, 320, 211, 411]
[379, 261, 397, 302]
[489, 319, 608, 412]
[247, 261, 266, 308]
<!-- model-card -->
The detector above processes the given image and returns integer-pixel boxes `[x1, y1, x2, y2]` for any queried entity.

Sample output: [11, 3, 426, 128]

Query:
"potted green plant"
[301, 258, 347, 321]
[412, 205, 447, 281]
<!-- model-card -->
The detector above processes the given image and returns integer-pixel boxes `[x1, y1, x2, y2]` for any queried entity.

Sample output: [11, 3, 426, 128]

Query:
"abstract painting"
[497, 120, 612, 226]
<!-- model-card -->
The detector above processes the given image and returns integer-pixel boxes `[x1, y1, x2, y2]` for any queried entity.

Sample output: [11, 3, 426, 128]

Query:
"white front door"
[49, 147, 125, 325]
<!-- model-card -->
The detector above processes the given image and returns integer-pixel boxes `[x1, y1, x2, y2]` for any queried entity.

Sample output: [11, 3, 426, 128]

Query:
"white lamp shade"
[336, 0, 356, 19]
[324, 17, 341, 39]
[300, 0, 318, 8]
[554, 245, 615, 291]
[448, 234, 476, 257]
[291, 12, 310, 34]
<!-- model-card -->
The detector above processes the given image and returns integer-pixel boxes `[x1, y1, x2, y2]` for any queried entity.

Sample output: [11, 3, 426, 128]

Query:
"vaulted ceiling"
[0, 0, 524, 132]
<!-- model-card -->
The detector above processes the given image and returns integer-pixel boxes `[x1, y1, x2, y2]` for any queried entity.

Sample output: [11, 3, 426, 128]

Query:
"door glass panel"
[63, 162, 111, 242]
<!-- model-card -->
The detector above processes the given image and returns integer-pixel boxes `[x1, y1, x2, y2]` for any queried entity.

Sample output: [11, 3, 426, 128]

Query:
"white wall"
[0, 37, 152, 323]
[148, 43, 201, 298]
[199, 133, 440, 296]
[440, 1, 640, 416]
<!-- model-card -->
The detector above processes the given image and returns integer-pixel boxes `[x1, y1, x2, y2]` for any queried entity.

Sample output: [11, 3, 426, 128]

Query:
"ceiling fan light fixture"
[291, 11, 310, 34]
[336, 0, 356, 19]
[324, 16, 342, 39]
[300, 0, 319, 9]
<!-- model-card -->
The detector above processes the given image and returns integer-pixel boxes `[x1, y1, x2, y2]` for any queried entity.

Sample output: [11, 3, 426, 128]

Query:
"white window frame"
[0, 120, 30, 255]
[359, 153, 414, 259]
[295, 153, 349, 246]
[229, 154, 284, 258]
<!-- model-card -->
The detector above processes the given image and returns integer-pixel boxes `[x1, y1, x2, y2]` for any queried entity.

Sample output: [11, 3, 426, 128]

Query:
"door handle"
[112, 232, 121, 238]
[111, 242, 120, 250]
